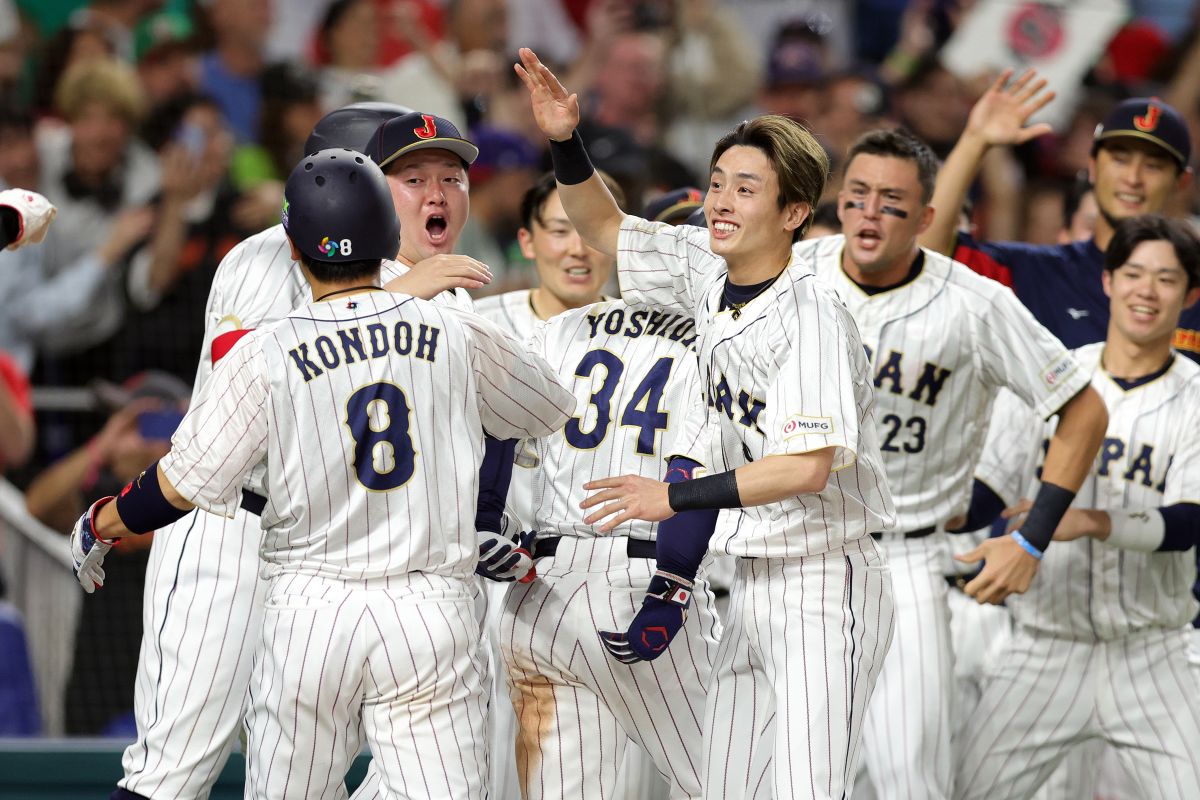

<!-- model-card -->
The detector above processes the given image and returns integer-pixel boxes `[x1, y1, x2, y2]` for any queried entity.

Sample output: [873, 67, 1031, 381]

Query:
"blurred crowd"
[1, 0, 1200, 735]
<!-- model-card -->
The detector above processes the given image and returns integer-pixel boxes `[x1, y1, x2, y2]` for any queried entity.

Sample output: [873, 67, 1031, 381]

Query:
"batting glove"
[70, 496, 119, 593]
[0, 188, 57, 250]
[598, 571, 693, 664]
[475, 513, 535, 583]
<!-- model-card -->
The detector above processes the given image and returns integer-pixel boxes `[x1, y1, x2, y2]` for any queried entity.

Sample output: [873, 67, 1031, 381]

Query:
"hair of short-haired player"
[1104, 214, 1200, 291]
[297, 252, 384, 285]
[709, 115, 829, 242]
[520, 169, 627, 230]
[844, 127, 940, 205]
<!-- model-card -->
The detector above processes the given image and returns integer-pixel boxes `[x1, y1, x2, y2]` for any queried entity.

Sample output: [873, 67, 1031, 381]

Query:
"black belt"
[869, 525, 936, 541]
[241, 490, 267, 516]
[531, 536, 656, 560]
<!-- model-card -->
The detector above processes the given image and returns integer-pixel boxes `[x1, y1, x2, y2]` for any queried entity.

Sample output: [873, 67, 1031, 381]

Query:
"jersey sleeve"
[761, 282, 863, 470]
[975, 283, 1090, 419]
[660, 356, 710, 467]
[616, 214, 714, 316]
[1161, 383, 1200, 506]
[160, 332, 270, 517]
[974, 388, 1044, 506]
[463, 312, 576, 440]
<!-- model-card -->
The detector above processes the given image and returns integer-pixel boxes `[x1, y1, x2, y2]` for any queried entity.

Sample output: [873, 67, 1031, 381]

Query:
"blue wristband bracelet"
[1010, 531, 1044, 561]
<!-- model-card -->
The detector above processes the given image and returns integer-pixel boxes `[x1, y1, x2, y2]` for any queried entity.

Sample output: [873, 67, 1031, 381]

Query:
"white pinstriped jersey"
[978, 343, 1200, 639]
[192, 223, 474, 494]
[160, 293, 574, 581]
[798, 235, 1091, 532]
[474, 289, 540, 529]
[474, 289, 538, 341]
[525, 298, 706, 540]
[617, 215, 895, 558]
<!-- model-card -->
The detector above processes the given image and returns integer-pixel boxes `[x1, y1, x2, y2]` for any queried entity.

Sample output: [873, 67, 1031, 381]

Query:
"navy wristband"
[114, 461, 191, 534]
[549, 130, 596, 185]
[1017, 481, 1076, 552]
[668, 470, 741, 512]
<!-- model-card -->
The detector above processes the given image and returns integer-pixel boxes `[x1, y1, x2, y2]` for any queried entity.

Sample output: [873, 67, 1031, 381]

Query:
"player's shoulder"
[790, 233, 845, 275]
[474, 289, 529, 320]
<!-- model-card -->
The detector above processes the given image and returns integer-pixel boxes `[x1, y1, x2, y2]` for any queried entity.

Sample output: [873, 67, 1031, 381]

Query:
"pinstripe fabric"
[496, 299, 717, 800]
[121, 222, 484, 800]
[246, 571, 489, 800]
[615, 216, 897, 798]
[702, 541, 894, 800]
[955, 627, 1200, 800]
[957, 344, 1200, 800]
[501, 538, 719, 800]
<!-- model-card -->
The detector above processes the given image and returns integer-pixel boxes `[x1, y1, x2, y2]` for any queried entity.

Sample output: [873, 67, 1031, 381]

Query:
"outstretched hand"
[514, 47, 580, 142]
[581, 474, 674, 533]
[964, 68, 1056, 148]
[386, 254, 492, 298]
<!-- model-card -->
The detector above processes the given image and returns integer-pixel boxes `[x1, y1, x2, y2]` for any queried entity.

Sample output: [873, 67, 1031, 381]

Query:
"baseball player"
[71, 148, 576, 799]
[0, 188, 56, 250]
[112, 104, 494, 800]
[517, 48, 896, 799]
[792, 128, 1108, 800]
[498, 295, 721, 800]
[954, 214, 1200, 800]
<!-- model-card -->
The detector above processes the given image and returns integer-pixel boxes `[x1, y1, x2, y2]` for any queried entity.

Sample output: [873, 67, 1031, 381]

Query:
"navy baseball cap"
[643, 187, 704, 224]
[369, 111, 479, 170]
[1092, 97, 1191, 171]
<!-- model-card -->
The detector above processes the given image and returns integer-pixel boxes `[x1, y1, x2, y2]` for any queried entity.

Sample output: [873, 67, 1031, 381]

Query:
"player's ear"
[517, 227, 535, 261]
[1175, 166, 1194, 194]
[1101, 268, 1113, 299]
[916, 203, 935, 235]
[287, 237, 302, 262]
[784, 201, 809, 235]
[1184, 284, 1200, 310]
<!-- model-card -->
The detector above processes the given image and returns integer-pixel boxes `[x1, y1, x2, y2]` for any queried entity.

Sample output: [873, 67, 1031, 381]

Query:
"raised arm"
[515, 47, 624, 258]
[920, 69, 1055, 255]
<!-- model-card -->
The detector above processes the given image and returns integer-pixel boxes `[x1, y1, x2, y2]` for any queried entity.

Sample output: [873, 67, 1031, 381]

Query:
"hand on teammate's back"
[385, 254, 492, 297]
[515, 47, 581, 142]
[581, 474, 675, 533]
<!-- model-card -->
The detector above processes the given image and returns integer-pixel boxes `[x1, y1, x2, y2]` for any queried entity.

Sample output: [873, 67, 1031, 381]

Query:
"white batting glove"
[0, 188, 57, 250]
[475, 511, 536, 583]
[70, 496, 119, 593]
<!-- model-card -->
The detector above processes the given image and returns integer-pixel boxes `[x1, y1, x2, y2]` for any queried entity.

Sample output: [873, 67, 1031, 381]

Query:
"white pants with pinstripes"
[955, 626, 1200, 800]
[245, 570, 489, 800]
[121, 506, 269, 800]
[702, 536, 895, 800]
[859, 533, 954, 800]
[500, 536, 720, 800]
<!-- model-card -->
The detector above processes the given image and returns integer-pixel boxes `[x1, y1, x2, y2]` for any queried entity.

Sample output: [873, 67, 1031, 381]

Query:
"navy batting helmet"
[304, 102, 415, 158]
[282, 148, 400, 263]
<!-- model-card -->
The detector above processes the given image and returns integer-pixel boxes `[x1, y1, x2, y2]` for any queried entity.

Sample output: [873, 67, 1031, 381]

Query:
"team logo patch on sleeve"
[782, 415, 834, 439]
[1041, 355, 1076, 388]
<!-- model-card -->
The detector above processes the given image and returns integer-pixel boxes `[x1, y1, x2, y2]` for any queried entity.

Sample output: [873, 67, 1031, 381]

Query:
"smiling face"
[1103, 238, 1200, 347]
[519, 188, 613, 310]
[385, 148, 470, 263]
[1090, 140, 1185, 224]
[837, 152, 933, 281]
[703, 145, 806, 272]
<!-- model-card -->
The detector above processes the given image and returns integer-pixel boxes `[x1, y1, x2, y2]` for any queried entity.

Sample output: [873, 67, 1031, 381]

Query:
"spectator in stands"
[892, 59, 970, 158]
[756, 16, 831, 129]
[314, 0, 384, 112]
[133, 9, 202, 111]
[230, 62, 322, 231]
[25, 370, 189, 737]
[197, 0, 272, 143]
[32, 58, 159, 383]
[31, 16, 118, 117]
[66, 0, 167, 63]
[122, 95, 250, 384]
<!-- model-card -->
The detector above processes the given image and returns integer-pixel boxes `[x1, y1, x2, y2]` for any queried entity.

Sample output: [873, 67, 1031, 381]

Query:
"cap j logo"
[414, 114, 438, 140]
[319, 236, 338, 256]
[1134, 104, 1161, 132]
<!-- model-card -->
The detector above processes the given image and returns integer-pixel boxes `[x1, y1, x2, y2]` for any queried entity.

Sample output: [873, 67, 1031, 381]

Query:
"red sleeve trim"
[211, 329, 254, 365]
[954, 242, 1014, 288]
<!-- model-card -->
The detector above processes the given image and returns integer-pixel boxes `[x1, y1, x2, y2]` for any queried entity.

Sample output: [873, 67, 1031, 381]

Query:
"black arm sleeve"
[1158, 503, 1200, 551]
[475, 436, 517, 533]
[655, 457, 720, 582]
[947, 479, 1008, 533]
